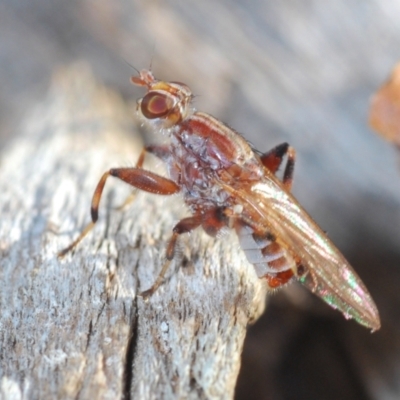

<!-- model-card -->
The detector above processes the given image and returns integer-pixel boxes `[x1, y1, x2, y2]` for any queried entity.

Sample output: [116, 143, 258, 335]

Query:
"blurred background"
[1, 0, 400, 399]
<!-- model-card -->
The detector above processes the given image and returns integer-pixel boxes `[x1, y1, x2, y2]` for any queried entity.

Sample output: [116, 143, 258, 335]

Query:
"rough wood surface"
[0, 65, 267, 400]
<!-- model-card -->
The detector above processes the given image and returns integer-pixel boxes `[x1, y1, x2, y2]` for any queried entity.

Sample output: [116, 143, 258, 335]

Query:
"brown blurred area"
[2, 1, 400, 399]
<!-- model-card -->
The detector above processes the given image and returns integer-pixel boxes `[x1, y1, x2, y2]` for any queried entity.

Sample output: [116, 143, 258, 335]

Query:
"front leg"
[116, 145, 172, 210]
[58, 168, 180, 257]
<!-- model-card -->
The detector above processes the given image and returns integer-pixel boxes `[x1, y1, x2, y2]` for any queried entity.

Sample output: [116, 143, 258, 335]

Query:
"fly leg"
[58, 168, 179, 257]
[281, 146, 296, 191]
[260, 142, 289, 172]
[116, 145, 171, 210]
[260, 143, 296, 190]
[136, 145, 172, 168]
[140, 215, 203, 298]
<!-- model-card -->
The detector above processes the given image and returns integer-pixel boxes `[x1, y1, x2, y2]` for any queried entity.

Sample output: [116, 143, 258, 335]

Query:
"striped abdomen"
[237, 225, 296, 289]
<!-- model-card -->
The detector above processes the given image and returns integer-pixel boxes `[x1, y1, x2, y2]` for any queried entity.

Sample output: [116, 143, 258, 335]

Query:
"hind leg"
[260, 143, 296, 190]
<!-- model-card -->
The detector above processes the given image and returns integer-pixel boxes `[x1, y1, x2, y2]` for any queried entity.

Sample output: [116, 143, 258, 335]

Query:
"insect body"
[59, 70, 380, 331]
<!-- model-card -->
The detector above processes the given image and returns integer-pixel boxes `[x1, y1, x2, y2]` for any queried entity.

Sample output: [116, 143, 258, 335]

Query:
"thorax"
[165, 112, 263, 211]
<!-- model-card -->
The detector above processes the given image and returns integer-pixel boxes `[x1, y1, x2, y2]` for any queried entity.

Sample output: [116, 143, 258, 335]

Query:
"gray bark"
[0, 65, 267, 400]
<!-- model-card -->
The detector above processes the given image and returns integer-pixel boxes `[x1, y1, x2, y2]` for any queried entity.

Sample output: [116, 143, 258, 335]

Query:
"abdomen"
[236, 224, 296, 289]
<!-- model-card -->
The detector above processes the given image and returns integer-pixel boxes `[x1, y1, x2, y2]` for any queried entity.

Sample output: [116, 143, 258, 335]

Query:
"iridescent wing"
[232, 172, 380, 331]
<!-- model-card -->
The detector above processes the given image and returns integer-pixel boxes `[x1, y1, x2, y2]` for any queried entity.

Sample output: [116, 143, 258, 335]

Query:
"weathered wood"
[0, 65, 267, 400]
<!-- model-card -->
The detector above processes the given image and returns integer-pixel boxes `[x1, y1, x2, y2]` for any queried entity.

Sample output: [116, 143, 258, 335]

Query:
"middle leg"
[140, 214, 203, 298]
[139, 206, 231, 298]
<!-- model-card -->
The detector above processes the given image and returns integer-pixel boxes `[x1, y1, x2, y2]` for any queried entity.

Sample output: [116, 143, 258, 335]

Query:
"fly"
[58, 69, 380, 332]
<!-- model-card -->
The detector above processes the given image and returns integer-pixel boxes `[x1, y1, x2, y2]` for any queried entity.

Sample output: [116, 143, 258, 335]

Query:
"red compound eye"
[141, 92, 174, 119]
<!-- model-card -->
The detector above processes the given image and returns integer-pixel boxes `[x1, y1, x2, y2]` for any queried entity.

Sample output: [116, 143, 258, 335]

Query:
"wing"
[232, 174, 380, 331]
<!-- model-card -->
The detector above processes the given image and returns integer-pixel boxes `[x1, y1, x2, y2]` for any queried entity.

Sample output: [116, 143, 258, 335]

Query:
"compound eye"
[141, 92, 174, 119]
